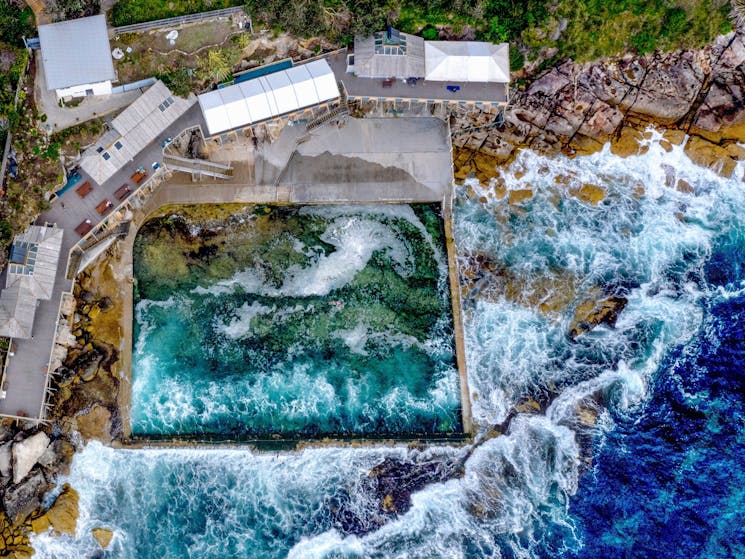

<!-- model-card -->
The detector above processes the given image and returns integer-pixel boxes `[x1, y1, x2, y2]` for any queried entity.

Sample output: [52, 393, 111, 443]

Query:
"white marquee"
[198, 59, 340, 136]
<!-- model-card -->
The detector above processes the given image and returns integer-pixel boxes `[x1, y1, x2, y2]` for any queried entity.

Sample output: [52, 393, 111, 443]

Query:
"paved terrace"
[326, 49, 508, 105]
[0, 103, 206, 420]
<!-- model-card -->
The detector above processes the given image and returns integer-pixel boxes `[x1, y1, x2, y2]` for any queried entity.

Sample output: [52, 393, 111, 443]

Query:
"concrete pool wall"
[109, 116, 472, 446]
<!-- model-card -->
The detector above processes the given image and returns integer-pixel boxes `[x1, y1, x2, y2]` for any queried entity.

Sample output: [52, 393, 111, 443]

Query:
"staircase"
[162, 154, 233, 180]
[305, 81, 349, 133]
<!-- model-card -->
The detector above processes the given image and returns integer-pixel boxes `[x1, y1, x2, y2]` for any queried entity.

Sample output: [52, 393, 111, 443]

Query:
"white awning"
[424, 42, 510, 83]
[198, 59, 340, 136]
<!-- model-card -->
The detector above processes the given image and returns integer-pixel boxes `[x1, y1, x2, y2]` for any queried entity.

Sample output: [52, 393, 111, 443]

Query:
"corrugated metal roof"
[0, 225, 64, 339]
[424, 41, 510, 83]
[80, 81, 196, 185]
[198, 59, 340, 136]
[353, 31, 425, 78]
[38, 15, 116, 91]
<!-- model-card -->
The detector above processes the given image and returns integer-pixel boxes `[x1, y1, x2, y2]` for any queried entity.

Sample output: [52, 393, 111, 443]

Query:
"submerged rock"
[569, 296, 628, 340]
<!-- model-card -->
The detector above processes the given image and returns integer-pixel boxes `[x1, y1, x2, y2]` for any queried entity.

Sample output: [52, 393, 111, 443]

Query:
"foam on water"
[45, 136, 745, 558]
[131, 204, 460, 437]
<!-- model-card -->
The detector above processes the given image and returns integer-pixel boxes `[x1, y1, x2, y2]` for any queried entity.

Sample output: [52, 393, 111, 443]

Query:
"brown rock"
[30, 513, 51, 535]
[610, 127, 645, 157]
[75, 405, 112, 443]
[45, 484, 79, 536]
[676, 179, 694, 193]
[684, 136, 736, 178]
[92, 527, 114, 549]
[569, 296, 628, 339]
[571, 183, 606, 205]
[508, 189, 533, 204]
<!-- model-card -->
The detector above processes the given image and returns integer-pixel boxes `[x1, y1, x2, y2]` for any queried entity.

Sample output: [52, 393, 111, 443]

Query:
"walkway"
[0, 103, 206, 421]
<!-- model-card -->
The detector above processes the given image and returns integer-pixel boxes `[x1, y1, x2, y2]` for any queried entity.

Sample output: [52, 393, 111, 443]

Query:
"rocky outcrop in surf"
[452, 30, 745, 182]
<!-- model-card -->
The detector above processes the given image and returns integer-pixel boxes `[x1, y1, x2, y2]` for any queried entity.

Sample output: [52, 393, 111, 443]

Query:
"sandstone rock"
[12, 432, 50, 484]
[30, 514, 51, 535]
[508, 189, 533, 204]
[92, 527, 114, 549]
[610, 127, 645, 157]
[45, 484, 79, 536]
[571, 183, 606, 205]
[684, 135, 737, 177]
[569, 296, 628, 339]
[75, 405, 113, 443]
[87, 305, 101, 320]
[0, 441, 12, 478]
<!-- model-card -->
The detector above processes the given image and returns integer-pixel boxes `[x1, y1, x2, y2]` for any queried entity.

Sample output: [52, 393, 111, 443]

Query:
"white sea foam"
[216, 300, 273, 339]
[51, 136, 745, 559]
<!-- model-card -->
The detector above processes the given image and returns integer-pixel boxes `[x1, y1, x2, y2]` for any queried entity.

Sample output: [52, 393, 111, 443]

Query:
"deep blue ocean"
[33, 133, 745, 558]
[564, 279, 745, 559]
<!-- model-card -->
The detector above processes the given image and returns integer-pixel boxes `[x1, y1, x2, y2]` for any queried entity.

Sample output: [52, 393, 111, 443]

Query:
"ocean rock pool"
[130, 203, 462, 439]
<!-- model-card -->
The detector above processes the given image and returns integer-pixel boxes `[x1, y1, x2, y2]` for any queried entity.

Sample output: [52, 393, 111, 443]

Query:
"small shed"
[38, 15, 116, 99]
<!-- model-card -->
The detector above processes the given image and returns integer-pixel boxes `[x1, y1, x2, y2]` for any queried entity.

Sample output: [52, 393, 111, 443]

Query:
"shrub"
[509, 46, 525, 71]
[422, 25, 438, 40]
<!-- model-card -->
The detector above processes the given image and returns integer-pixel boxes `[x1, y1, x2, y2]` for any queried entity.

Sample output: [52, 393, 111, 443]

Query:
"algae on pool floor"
[131, 204, 462, 439]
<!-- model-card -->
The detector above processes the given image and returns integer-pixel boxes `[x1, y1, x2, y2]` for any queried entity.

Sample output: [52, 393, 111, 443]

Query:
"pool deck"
[1, 114, 473, 439]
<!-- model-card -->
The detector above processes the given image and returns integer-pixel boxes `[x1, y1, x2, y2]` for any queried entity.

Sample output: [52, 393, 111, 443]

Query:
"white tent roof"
[198, 59, 340, 136]
[424, 41, 510, 83]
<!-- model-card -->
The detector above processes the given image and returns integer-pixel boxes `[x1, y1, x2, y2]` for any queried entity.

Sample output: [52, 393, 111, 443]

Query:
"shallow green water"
[131, 204, 462, 438]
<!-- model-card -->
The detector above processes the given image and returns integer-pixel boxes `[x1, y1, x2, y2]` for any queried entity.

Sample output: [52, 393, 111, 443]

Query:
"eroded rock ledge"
[452, 30, 745, 182]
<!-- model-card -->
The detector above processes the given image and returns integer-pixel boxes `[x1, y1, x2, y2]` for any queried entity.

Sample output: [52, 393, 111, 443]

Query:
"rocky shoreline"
[452, 28, 745, 184]
[1, 28, 745, 555]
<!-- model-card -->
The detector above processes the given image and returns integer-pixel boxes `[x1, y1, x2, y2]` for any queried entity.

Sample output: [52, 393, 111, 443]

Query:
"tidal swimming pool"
[130, 204, 462, 439]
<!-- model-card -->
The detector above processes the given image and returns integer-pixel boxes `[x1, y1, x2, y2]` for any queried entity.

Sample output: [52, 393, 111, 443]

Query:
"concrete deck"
[326, 49, 508, 105]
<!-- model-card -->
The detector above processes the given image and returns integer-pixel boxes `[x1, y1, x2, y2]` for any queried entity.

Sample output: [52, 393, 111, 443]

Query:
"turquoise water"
[33, 131, 745, 558]
[131, 204, 461, 438]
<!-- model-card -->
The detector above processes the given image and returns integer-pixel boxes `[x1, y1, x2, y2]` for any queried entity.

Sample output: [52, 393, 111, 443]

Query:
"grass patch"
[110, 0, 244, 26]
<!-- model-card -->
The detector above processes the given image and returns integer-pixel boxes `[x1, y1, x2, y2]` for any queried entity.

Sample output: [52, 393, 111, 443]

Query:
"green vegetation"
[110, 0, 244, 26]
[526, 0, 733, 62]
[0, 1, 34, 48]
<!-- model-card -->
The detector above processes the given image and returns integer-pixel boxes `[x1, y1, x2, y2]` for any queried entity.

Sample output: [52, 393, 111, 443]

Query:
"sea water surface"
[130, 204, 461, 438]
[34, 133, 745, 557]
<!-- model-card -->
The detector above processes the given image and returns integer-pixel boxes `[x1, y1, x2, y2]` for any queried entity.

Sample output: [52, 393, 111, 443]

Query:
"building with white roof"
[38, 15, 117, 99]
[80, 80, 195, 184]
[424, 41, 510, 83]
[0, 225, 63, 339]
[198, 59, 340, 136]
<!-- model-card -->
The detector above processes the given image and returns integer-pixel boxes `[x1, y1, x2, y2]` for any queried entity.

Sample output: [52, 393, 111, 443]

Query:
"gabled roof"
[424, 41, 510, 83]
[0, 285, 36, 339]
[38, 15, 116, 90]
[5, 225, 63, 300]
[353, 30, 425, 78]
[80, 81, 195, 184]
